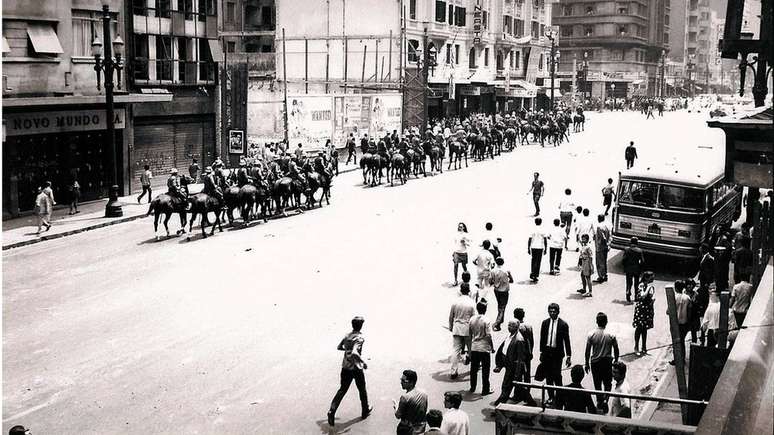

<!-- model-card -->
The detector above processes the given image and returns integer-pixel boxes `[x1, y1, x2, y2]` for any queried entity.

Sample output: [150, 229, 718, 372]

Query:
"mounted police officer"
[314, 151, 332, 180]
[167, 168, 187, 203]
[236, 159, 251, 187]
[202, 166, 223, 201]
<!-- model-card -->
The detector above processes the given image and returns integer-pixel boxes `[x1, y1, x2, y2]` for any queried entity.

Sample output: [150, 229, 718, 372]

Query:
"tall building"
[669, 0, 687, 63]
[552, 0, 670, 98]
[408, 0, 552, 118]
[685, 0, 714, 95]
[1, 0, 174, 217]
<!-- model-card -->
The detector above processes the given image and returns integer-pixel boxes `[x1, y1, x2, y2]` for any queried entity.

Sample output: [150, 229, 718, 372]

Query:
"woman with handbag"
[633, 271, 656, 356]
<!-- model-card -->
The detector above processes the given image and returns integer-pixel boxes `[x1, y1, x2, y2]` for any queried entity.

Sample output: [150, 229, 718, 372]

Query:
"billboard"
[285, 93, 401, 150]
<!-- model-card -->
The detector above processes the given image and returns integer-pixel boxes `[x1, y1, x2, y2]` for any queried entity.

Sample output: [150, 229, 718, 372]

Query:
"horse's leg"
[201, 212, 209, 238]
[179, 212, 187, 235]
[154, 211, 161, 240]
[163, 213, 171, 237]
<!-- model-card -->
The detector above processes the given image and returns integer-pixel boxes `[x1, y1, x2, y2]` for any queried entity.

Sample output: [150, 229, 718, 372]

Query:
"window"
[72, 10, 118, 57]
[407, 39, 419, 62]
[538, 53, 543, 71]
[455, 7, 466, 27]
[531, 21, 539, 38]
[198, 38, 214, 81]
[410, 0, 417, 20]
[483, 10, 488, 29]
[25, 22, 64, 56]
[619, 181, 659, 207]
[511, 50, 517, 68]
[619, 25, 628, 35]
[584, 26, 594, 37]
[454, 44, 459, 64]
[177, 37, 191, 82]
[226, 2, 235, 23]
[227, 41, 236, 52]
[435, 1, 446, 22]
[468, 47, 476, 68]
[611, 49, 624, 61]
[156, 35, 173, 81]
[261, 6, 274, 28]
[659, 185, 705, 211]
[561, 26, 572, 37]
[183, 0, 194, 20]
[586, 4, 595, 15]
[445, 43, 451, 64]
[496, 50, 503, 69]
[504, 16, 512, 34]
[514, 19, 524, 36]
[132, 0, 147, 16]
[448, 5, 454, 25]
[133, 34, 149, 80]
[156, 0, 172, 18]
[563, 5, 572, 16]
[638, 4, 648, 16]
[618, 6, 628, 14]
[484, 47, 489, 66]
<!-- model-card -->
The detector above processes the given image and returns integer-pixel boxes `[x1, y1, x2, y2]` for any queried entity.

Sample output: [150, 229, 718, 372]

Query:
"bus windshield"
[658, 185, 705, 211]
[619, 181, 706, 212]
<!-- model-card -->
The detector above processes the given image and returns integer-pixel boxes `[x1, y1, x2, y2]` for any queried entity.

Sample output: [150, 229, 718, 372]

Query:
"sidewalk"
[2, 162, 361, 251]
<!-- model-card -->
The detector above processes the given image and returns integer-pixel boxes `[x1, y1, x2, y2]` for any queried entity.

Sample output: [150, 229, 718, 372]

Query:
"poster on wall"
[287, 95, 333, 151]
[368, 95, 402, 138]
[229, 130, 245, 154]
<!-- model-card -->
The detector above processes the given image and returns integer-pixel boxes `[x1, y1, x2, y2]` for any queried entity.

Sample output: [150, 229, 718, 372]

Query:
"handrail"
[513, 381, 708, 412]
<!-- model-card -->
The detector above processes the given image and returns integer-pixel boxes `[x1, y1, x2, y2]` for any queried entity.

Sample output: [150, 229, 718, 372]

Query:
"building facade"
[1, 0, 174, 217]
[126, 0, 222, 193]
[406, 0, 552, 119]
[552, 0, 669, 99]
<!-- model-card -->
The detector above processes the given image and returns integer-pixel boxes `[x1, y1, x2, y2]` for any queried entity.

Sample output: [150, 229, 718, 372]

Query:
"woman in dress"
[633, 271, 656, 355]
[577, 234, 594, 296]
[452, 222, 471, 286]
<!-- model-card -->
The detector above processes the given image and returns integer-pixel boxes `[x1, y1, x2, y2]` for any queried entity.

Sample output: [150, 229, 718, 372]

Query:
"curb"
[2, 167, 361, 250]
[636, 346, 675, 421]
[3, 213, 149, 251]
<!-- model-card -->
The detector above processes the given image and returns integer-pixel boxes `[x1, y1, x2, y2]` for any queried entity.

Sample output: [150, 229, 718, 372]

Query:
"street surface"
[3, 111, 725, 434]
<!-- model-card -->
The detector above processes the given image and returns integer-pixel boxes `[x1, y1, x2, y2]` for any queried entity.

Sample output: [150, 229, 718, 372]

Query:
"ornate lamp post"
[582, 51, 589, 100]
[687, 54, 696, 98]
[544, 26, 558, 110]
[92, 4, 124, 217]
[610, 83, 616, 109]
[660, 49, 667, 98]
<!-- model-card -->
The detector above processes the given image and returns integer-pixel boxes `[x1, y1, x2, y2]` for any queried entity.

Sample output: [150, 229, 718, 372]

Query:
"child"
[577, 234, 594, 296]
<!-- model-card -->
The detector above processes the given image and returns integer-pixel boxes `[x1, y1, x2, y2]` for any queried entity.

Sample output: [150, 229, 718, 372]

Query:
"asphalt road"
[3, 110, 725, 434]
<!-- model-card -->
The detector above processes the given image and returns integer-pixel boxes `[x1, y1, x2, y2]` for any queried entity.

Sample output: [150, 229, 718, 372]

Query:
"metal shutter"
[174, 122, 204, 172]
[132, 124, 175, 193]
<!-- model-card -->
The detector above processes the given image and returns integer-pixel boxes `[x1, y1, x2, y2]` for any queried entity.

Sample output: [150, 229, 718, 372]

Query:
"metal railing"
[513, 382, 708, 413]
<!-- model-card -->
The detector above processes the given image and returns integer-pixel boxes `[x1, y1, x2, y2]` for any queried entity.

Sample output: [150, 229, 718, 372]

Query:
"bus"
[611, 158, 741, 259]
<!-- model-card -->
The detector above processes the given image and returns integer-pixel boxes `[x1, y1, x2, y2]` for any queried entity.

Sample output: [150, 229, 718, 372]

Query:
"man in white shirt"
[608, 361, 631, 418]
[449, 284, 476, 379]
[575, 208, 595, 249]
[548, 218, 568, 275]
[669, 280, 693, 365]
[558, 188, 575, 248]
[730, 275, 753, 327]
[474, 240, 496, 298]
[702, 289, 721, 347]
[441, 392, 470, 435]
[527, 218, 548, 282]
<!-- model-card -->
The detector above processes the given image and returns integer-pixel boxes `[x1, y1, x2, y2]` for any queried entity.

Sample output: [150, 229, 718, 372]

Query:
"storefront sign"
[460, 86, 494, 96]
[586, 71, 648, 82]
[496, 87, 537, 98]
[4, 109, 126, 136]
[473, 5, 482, 44]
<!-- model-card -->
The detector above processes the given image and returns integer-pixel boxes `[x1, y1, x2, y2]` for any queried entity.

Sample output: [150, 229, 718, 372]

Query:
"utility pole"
[282, 28, 289, 145]
[422, 27, 429, 130]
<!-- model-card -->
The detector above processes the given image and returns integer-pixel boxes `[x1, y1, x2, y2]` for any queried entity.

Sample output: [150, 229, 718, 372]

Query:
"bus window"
[658, 185, 705, 211]
[619, 181, 658, 207]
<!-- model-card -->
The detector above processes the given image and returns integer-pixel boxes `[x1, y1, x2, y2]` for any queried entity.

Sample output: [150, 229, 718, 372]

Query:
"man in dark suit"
[493, 320, 536, 406]
[539, 303, 572, 404]
[513, 307, 534, 383]
[622, 237, 645, 303]
[624, 141, 638, 169]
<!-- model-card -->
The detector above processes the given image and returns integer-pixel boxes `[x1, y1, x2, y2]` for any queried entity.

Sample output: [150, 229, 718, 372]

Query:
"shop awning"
[26, 23, 63, 54]
[208, 39, 224, 62]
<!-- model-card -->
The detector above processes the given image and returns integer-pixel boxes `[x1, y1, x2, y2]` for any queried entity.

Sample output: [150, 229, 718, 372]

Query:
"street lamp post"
[660, 49, 666, 98]
[582, 51, 589, 100]
[92, 4, 124, 217]
[687, 54, 696, 98]
[610, 83, 616, 109]
[545, 27, 558, 111]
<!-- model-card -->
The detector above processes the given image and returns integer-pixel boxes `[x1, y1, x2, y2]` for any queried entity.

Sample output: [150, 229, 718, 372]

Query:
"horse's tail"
[147, 199, 156, 216]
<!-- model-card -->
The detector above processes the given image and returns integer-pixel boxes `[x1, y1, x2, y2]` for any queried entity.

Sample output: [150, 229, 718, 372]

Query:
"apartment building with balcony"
[127, 0, 223, 192]
[684, 0, 712, 95]
[552, 0, 669, 99]
[1, 0, 173, 217]
[407, 0, 551, 117]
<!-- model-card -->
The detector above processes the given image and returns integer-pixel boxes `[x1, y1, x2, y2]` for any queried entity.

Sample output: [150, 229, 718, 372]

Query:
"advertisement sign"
[4, 109, 126, 136]
[473, 5, 482, 44]
[287, 95, 333, 150]
[229, 130, 245, 154]
[369, 95, 402, 138]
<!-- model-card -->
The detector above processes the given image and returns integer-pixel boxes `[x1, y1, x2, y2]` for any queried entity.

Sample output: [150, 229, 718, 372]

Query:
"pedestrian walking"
[394, 370, 428, 435]
[558, 189, 575, 248]
[294, 143, 304, 160]
[548, 219, 567, 275]
[327, 316, 372, 427]
[554, 365, 597, 414]
[601, 178, 616, 215]
[608, 361, 632, 418]
[695, 243, 714, 342]
[424, 409, 446, 434]
[577, 234, 594, 296]
[449, 283, 476, 379]
[441, 392, 470, 435]
[484, 222, 502, 259]
[622, 237, 645, 303]
[513, 308, 535, 383]
[527, 218, 548, 283]
[624, 141, 638, 169]
[730, 274, 753, 327]
[732, 236, 754, 284]
[684, 279, 700, 344]
[452, 223, 471, 286]
[527, 172, 545, 216]
[34, 187, 53, 234]
[493, 320, 536, 406]
[469, 301, 494, 395]
[584, 312, 619, 413]
[137, 165, 153, 204]
[188, 158, 200, 182]
[68, 175, 81, 215]
[701, 287, 722, 347]
[491, 258, 513, 331]
[633, 271, 656, 355]
[360, 134, 369, 154]
[713, 230, 732, 292]
[473, 240, 495, 296]
[539, 303, 572, 403]
[594, 215, 611, 283]
[645, 104, 655, 119]
[575, 208, 595, 248]
[346, 133, 357, 164]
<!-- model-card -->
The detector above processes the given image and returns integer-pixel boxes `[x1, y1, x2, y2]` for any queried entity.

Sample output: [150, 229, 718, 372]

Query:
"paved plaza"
[3, 111, 726, 434]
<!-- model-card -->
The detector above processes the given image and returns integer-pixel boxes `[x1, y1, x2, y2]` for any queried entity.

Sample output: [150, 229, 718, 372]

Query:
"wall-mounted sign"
[473, 5, 483, 44]
[229, 130, 245, 154]
[3, 109, 126, 136]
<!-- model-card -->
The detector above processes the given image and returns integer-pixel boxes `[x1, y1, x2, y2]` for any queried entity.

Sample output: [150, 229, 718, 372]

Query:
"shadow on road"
[315, 415, 362, 434]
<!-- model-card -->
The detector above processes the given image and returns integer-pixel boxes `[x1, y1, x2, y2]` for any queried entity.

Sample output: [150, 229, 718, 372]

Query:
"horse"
[239, 182, 270, 224]
[360, 152, 374, 185]
[389, 152, 407, 186]
[222, 185, 242, 225]
[573, 113, 585, 132]
[367, 154, 386, 186]
[307, 171, 331, 207]
[447, 140, 468, 170]
[504, 127, 517, 150]
[186, 193, 224, 239]
[147, 194, 188, 240]
[271, 176, 306, 216]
